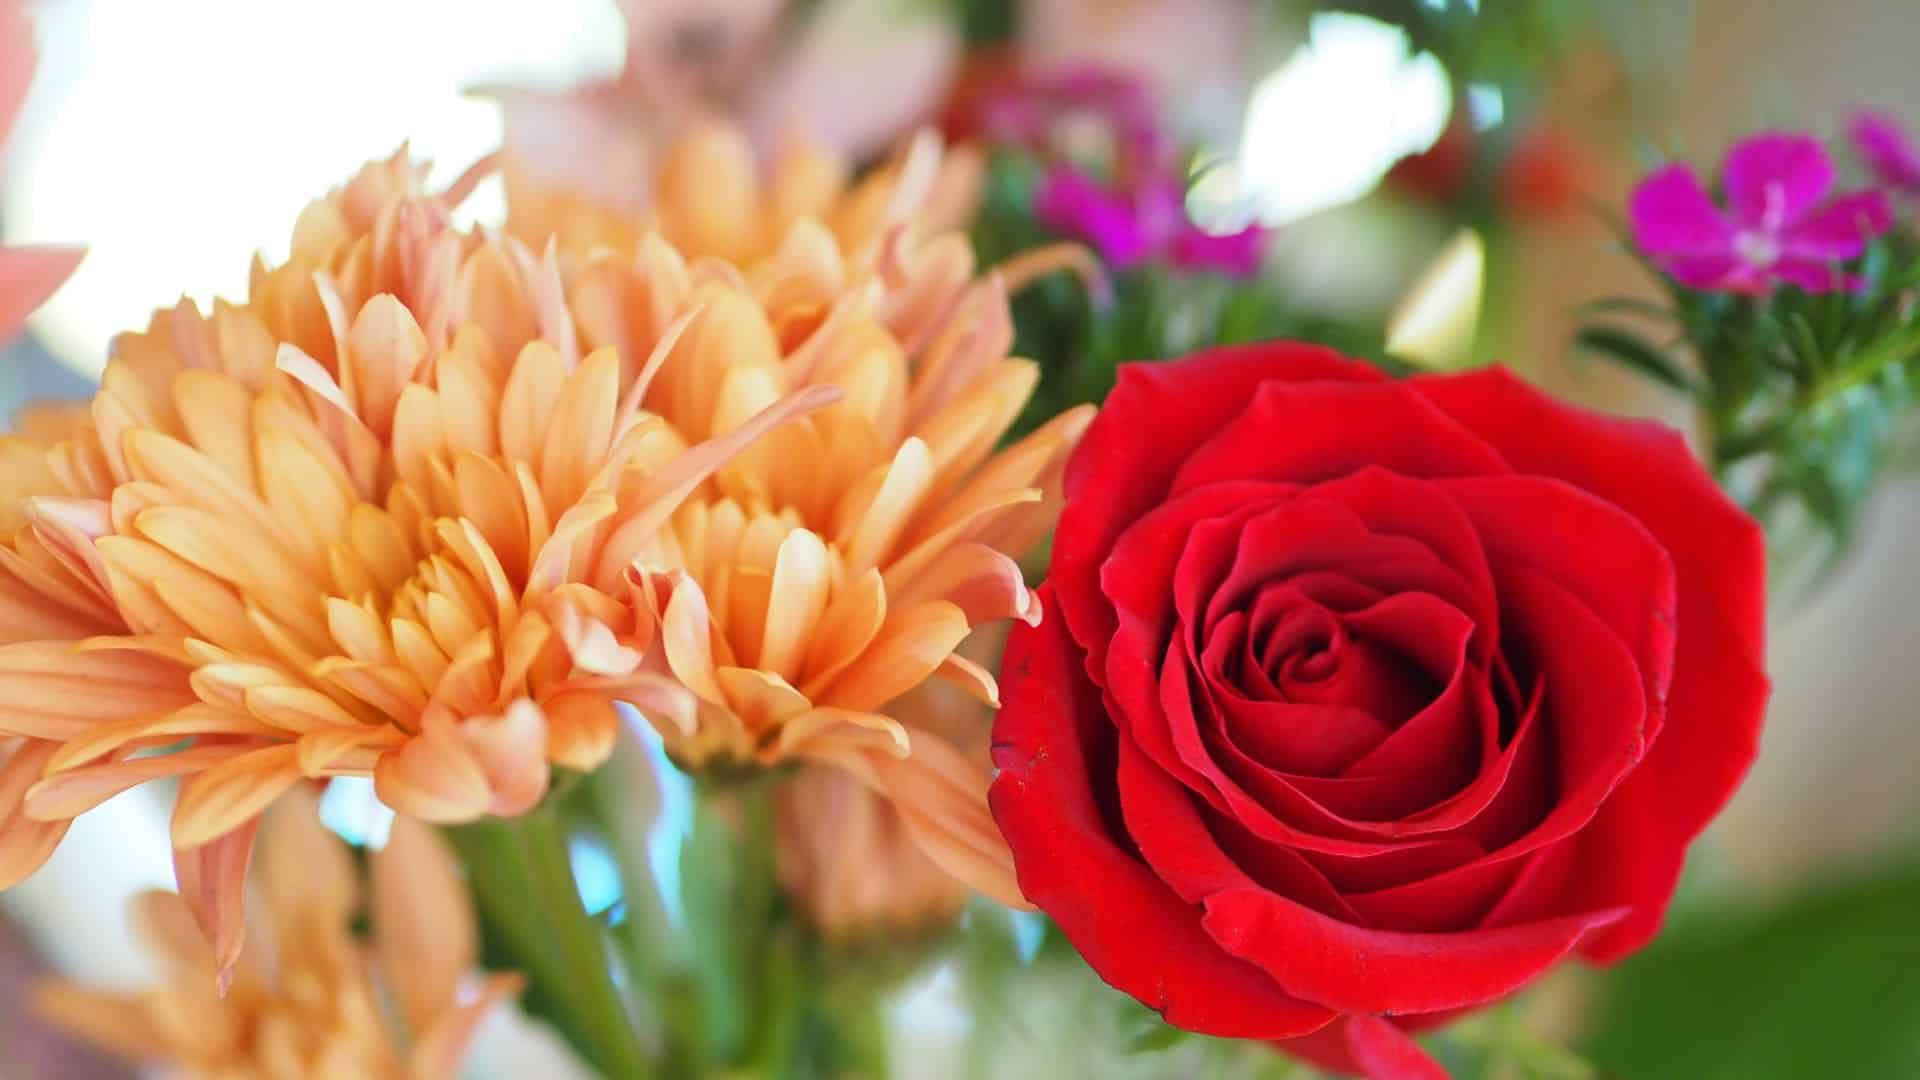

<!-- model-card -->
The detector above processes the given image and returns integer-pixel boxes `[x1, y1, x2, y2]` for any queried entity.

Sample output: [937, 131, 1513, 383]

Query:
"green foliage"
[1578, 230, 1920, 576]
[1582, 859, 1920, 1079]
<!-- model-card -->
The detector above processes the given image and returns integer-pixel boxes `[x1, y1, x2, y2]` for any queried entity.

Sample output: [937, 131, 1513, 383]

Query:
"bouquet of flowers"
[7, 2, 1920, 1077]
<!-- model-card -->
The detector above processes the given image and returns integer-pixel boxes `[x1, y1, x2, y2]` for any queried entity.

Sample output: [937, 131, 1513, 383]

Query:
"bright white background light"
[1233, 12, 1452, 226]
[5, 0, 625, 375]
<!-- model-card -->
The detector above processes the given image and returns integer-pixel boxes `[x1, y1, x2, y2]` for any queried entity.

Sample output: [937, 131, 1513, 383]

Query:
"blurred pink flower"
[1850, 110, 1920, 193]
[1630, 133, 1892, 294]
[1034, 167, 1266, 278]
[0, 0, 81, 342]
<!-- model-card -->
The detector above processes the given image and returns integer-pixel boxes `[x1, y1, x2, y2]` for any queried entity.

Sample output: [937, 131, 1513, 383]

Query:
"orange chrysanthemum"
[34, 792, 518, 1078]
[0, 121, 1085, 965]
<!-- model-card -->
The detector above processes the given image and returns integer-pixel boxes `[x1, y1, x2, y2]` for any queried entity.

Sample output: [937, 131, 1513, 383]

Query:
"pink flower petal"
[1660, 253, 1765, 294]
[1850, 110, 1920, 191]
[1628, 166, 1733, 258]
[1721, 132, 1833, 228]
[1781, 190, 1894, 260]
[1769, 257, 1852, 294]
[0, 247, 84, 343]
[1033, 168, 1153, 268]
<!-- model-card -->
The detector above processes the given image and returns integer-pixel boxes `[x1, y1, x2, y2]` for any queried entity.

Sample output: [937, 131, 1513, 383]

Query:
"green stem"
[447, 804, 652, 1078]
[679, 775, 780, 1068]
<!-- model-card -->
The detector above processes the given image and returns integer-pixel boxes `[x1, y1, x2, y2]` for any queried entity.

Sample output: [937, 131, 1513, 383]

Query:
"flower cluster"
[1592, 116, 1920, 560]
[0, 121, 1079, 979]
[1630, 132, 1892, 294]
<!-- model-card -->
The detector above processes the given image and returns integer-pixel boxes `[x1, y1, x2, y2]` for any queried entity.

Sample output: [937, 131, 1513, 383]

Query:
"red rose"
[988, 343, 1767, 1074]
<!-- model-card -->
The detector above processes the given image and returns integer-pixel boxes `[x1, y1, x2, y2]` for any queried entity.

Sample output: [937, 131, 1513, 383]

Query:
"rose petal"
[1345, 1014, 1450, 1080]
[990, 588, 1335, 1039]
[1171, 380, 1510, 496]
[1053, 344, 1383, 685]
[1413, 368, 1767, 958]
[1115, 722, 1359, 923]
[1199, 883, 1627, 1014]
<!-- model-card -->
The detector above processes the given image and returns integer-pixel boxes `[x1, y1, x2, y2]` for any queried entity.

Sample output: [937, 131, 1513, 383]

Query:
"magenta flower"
[1851, 111, 1920, 192]
[1034, 167, 1268, 278]
[1034, 168, 1157, 268]
[1629, 133, 1892, 294]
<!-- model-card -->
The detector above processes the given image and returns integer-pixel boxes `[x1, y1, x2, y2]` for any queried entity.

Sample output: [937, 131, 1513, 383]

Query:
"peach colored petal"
[373, 813, 478, 1034]
[592, 384, 843, 590]
[128, 888, 216, 975]
[794, 570, 879, 693]
[837, 436, 932, 574]
[29, 982, 163, 1063]
[816, 600, 969, 713]
[934, 650, 1000, 708]
[757, 528, 832, 684]
[461, 698, 551, 817]
[46, 702, 279, 774]
[373, 714, 492, 823]
[658, 570, 725, 705]
[171, 743, 304, 849]
[553, 602, 642, 677]
[499, 339, 568, 468]
[543, 689, 620, 771]
[173, 812, 263, 992]
[861, 732, 1026, 909]
[890, 540, 1038, 627]
[257, 786, 357, 932]
[777, 706, 909, 760]
[406, 972, 524, 1080]
[0, 639, 196, 741]
[0, 739, 72, 887]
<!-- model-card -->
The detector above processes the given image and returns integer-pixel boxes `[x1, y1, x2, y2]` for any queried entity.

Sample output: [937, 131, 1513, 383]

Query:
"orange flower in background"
[33, 792, 519, 1079]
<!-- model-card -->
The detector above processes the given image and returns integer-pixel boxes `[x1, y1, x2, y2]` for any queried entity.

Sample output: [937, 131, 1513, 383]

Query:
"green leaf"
[1583, 860, 1920, 1079]
[1575, 325, 1702, 394]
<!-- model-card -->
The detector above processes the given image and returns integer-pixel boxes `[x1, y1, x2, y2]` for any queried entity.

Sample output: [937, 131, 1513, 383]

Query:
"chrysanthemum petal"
[171, 743, 304, 849]
[0, 740, 72, 888]
[817, 600, 970, 713]
[373, 812, 478, 1033]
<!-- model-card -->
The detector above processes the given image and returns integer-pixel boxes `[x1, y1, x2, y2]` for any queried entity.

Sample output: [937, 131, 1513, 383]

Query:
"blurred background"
[5, 0, 1919, 1076]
